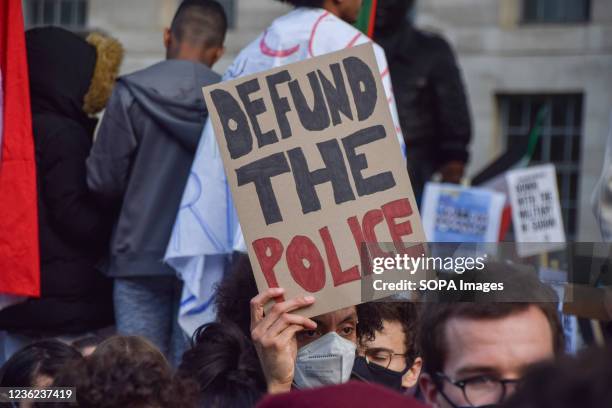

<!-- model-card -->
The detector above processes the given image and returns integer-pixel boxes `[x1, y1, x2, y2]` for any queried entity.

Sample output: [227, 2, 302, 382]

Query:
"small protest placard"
[421, 183, 506, 243]
[202, 44, 425, 317]
[506, 164, 566, 256]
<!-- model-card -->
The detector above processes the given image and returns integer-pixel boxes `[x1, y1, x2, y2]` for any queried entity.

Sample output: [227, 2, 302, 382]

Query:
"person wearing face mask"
[373, 0, 472, 202]
[352, 301, 422, 394]
[215, 254, 357, 392]
[250, 288, 359, 394]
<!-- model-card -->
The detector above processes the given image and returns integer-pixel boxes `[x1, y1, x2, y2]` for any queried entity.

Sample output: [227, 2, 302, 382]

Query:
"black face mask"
[352, 356, 409, 391]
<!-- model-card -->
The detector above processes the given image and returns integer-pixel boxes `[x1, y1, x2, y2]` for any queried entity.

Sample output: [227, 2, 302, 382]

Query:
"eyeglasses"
[364, 347, 407, 370]
[435, 372, 520, 407]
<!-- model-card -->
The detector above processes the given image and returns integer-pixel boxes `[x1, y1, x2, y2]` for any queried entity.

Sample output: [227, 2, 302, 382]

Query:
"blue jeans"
[113, 276, 187, 367]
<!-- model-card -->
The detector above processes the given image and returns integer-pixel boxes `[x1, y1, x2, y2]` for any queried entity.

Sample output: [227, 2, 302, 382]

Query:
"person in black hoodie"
[0, 28, 123, 350]
[374, 0, 472, 202]
[86, 0, 226, 365]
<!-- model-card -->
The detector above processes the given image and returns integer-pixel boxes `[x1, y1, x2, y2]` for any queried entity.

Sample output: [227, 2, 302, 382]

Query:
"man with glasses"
[353, 301, 422, 394]
[418, 263, 565, 407]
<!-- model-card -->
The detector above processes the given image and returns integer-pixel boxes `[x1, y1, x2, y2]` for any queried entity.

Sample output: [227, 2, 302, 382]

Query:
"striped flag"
[355, 0, 378, 38]
[517, 106, 547, 168]
[0, 0, 40, 302]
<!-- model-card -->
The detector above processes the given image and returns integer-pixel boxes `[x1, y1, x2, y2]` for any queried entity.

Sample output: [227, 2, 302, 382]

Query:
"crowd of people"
[0, 0, 609, 406]
[1, 256, 611, 406]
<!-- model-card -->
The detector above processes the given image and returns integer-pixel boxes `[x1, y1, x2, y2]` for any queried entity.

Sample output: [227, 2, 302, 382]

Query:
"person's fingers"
[259, 324, 308, 352]
[250, 287, 285, 330]
[265, 312, 317, 339]
[277, 324, 309, 346]
[252, 295, 315, 339]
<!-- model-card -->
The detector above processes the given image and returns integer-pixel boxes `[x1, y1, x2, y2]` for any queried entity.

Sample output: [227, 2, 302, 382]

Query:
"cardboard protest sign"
[506, 164, 566, 257]
[202, 44, 425, 317]
[421, 183, 506, 242]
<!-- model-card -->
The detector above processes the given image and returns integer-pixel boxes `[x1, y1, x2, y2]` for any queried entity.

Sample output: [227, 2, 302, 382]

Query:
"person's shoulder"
[122, 60, 217, 82]
[315, 10, 361, 41]
[122, 60, 194, 82]
[192, 62, 221, 85]
[35, 115, 91, 156]
[310, 11, 372, 56]
[105, 76, 133, 109]
[121, 61, 166, 80]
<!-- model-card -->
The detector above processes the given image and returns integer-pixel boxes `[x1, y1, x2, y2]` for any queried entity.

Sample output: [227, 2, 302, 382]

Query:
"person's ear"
[402, 357, 422, 388]
[419, 372, 441, 408]
[163, 27, 171, 50]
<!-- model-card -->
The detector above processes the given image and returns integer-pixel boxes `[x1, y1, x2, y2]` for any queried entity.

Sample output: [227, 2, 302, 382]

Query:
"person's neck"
[321, 1, 344, 21]
[166, 44, 212, 67]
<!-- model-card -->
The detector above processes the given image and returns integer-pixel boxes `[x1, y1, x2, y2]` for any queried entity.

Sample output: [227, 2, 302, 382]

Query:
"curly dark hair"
[178, 322, 266, 407]
[274, 0, 325, 7]
[48, 335, 198, 408]
[356, 301, 420, 367]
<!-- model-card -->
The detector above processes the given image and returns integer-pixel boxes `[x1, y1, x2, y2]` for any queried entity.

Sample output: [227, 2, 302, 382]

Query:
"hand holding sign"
[250, 287, 317, 394]
[203, 44, 425, 317]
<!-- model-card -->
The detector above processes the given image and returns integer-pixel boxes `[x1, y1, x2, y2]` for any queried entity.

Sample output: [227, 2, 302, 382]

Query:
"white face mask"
[293, 332, 356, 389]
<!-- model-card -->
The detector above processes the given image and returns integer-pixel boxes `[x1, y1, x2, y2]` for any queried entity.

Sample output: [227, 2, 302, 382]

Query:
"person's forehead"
[314, 306, 357, 327]
[442, 306, 555, 376]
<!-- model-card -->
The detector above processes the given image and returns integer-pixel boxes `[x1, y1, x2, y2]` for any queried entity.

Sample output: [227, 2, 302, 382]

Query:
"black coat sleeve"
[429, 37, 472, 165]
[39, 121, 114, 249]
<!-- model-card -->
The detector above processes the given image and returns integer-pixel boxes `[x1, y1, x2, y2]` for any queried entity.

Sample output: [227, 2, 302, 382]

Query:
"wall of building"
[417, 0, 612, 240]
[86, 0, 611, 240]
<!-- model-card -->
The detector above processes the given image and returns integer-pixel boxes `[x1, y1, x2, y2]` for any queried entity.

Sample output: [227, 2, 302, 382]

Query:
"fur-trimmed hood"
[83, 32, 124, 115]
[26, 27, 123, 126]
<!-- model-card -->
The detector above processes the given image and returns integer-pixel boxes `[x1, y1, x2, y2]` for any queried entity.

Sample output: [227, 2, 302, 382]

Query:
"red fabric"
[0, 0, 40, 297]
[367, 0, 378, 38]
[256, 381, 427, 408]
[498, 205, 512, 241]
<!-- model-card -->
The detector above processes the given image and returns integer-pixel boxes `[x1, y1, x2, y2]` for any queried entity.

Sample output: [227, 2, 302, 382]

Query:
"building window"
[523, 0, 590, 24]
[498, 94, 583, 238]
[217, 0, 236, 29]
[23, 0, 88, 30]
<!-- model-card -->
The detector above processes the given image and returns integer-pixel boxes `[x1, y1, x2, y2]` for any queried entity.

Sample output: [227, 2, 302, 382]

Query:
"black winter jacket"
[376, 25, 471, 189]
[0, 28, 114, 335]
